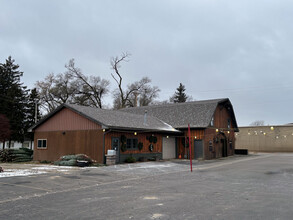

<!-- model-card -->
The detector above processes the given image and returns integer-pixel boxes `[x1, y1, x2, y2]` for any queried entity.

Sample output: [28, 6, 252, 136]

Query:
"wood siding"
[176, 104, 236, 160]
[105, 132, 163, 155]
[203, 103, 236, 159]
[204, 128, 235, 159]
[34, 130, 104, 163]
[213, 104, 234, 130]
[35, 108, 101, 132]
[177, 129, 204, 159]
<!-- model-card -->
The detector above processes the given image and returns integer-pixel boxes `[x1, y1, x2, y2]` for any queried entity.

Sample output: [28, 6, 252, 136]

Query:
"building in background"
[235, 124, 293, 152]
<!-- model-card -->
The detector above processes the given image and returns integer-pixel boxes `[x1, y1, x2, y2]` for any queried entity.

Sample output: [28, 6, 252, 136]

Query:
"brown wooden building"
[120, 98, 239, 160]
[29, 104, 180, 163]
[29, 98, 238, 163]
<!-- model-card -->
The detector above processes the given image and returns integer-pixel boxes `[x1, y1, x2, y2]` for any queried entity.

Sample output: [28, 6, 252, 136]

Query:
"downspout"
[102, 128, 112, 164]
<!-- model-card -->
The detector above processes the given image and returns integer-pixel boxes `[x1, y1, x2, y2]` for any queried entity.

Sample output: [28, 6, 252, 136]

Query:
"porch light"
[270, 126, 274, 131]
[227, 131, 230, 134]
[134, 132, 137, 135]
[216, 129, 219, 132]
[166, 136, 169, 138]
[102, 129, 106, 132]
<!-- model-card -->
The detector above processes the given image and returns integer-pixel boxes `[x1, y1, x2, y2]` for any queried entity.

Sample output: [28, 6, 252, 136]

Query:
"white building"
[0, 140, 34, 150]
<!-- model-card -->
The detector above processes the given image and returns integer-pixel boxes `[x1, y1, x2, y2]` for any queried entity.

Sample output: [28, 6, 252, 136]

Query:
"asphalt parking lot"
[0, 153, 293, 220]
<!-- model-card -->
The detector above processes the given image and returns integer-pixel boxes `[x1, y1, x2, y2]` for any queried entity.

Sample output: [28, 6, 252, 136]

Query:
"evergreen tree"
[23, 88, 41, 148]
[0, 56, 28, 146]
[25, 88, 41, 126]
[172, 83, 188, 103]
[0, 114, 11, 149]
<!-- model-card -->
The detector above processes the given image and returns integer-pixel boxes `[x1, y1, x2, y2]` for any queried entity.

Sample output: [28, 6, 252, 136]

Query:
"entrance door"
[111, 137, 120, 163]
[162, 137, 176, 159]
[194, 140, 203, 159]
[221, 138, 228, 157]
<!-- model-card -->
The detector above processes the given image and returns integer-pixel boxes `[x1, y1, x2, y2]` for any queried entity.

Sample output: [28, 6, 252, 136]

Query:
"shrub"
[54, 154, 93, 166]
[125, 156, 136, 163]
[0, 148, 33, 163]
[40, 160, 51, 164]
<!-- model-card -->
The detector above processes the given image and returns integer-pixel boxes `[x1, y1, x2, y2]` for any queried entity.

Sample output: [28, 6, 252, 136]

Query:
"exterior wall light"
[166, 136, 169, 138]
[216, 129, 219, 132]
[227, 131, 230, 134]
[270, 126, 274, 131]
[194, 136, 197, 139]
[134, 132, 137, 135]
[102, 129, 106, 132]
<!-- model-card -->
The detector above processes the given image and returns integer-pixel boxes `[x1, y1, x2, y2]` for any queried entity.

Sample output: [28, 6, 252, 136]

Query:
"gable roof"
[119, 98, 238, 130]
[29, 104, 180, 133]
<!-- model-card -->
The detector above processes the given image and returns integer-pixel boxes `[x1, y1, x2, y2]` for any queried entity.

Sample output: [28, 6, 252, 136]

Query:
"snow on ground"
[0, 165, 80, 178]
[0, 169, 47, 178]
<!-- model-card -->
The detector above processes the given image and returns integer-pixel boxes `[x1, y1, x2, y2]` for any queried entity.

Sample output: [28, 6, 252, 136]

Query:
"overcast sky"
[1, 0, 293, 126]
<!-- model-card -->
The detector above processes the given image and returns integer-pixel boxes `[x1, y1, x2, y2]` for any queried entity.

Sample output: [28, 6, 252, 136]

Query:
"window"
[227, 119, 231, 129]
[126, 138, 138, 150]
[10, 142, 14, 148]
[209, 140, 213, 152]
[210, 116, 214, 126]
[37, 139, 47, 149]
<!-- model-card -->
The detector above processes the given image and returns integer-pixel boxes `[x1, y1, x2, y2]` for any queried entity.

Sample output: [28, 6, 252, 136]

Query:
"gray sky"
[1, 0, 293, 126]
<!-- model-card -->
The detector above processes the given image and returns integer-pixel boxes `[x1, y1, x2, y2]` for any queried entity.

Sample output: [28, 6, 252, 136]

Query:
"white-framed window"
[210, 116, 214, 126]
[37, 139, 47, 149]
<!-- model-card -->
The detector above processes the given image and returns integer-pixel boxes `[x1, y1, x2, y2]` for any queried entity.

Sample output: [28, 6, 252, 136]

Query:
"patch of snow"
[32, 165, 76, 170]
[0, 169, 47, 178]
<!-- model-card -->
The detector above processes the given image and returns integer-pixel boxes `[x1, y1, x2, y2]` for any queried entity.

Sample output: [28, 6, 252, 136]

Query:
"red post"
[188, 124, 192, 172]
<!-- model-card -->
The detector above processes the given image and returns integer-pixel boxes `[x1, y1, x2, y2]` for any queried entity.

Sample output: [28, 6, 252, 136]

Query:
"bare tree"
[138, 83, 160, 106]
[111, 53, 160, 109]
[65, 59, 110, 108]
[36, 59, 110, 113]
[250, 120, 265, 126]
[36, 73, 59, 113]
